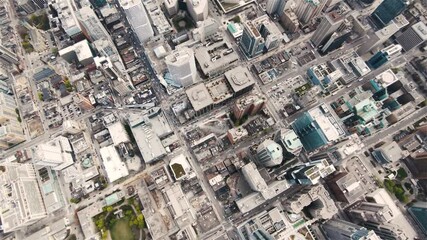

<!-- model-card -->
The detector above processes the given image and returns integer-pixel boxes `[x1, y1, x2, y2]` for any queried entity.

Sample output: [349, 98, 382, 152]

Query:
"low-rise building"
[227, 126, 249, 145]
[99, 145, 129, 182]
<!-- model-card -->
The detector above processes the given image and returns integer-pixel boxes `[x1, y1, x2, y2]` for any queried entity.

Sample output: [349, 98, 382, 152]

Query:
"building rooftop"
[194, 40, 239, 77]
[0, 163, 47, 233]
[372, 141, 406, 164]
[58, 39, 93, 63]
[224, 66, 255, 93]
[308, 107, 343, 142]
[128, 111, 168, 163]
[99, 145, 129, 182]
[185, 83, 214, 112]
[282, 129, 303, 153]
[169, 154, 192, 180]
[408, 202, 427, 235]
[107, 122, 130, 146]
[32, 136, 74, 171]
[327, 171, 366, 203]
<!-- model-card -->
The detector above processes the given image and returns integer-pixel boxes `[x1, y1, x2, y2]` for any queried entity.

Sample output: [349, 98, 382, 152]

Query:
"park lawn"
[110, 218, 134, 240]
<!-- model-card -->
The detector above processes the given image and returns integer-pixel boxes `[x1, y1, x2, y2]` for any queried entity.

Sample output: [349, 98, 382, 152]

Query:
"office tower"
[186, 0, 208, 22]
[320, 31, 351, 54]
[280, 10, 299, 33]
[324, 0, 341, 12]
[32, 136, 74, 171]
[120, 0, 154, 43]
[295, 0, 327, 25]
[257, 139, 283, 167]
[396, 22, 427, 51]
[77, 6, 110, 42]
[266, 0, 287, 16]
[240, 15, 281, 58]
[367, 44, 402, 69]
[240, 21, 265, 58]
[348, 202, 394, 224]
[311, 10, 345, 47]
[0, 163, 48, 233]
[32, 0, 46, 8]
[326, 171, 366, 204]
[357, 17, 407, 55]
[165, 47, 197, 87]
[50, 0, 83, 40]
[292, 106, 344, 152]
[273, 128, 303, 157]
[164, 0, 178, 15]
[0, 45, 19, 66]
[284, 159, 335, 184]
[408, 202, 427, 235]
[17, 0, 37, 14]
[233, 94, 265, 120]
[0, 92, 25, 149]
[371, 0, 408, 29]
[322, 219, 381, 240]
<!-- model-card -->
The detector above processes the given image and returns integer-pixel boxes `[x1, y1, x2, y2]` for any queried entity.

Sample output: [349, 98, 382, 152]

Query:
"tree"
[38, 92, 43, 101]
[95, 218, 105, 230]
[70, 198, 81, 204]
[135, 214, 145, 229]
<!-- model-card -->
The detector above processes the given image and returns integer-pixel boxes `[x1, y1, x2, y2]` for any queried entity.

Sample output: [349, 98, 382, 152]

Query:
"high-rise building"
[311, 10, 345, 47]
[164, 0, 178, 15]
[367, 44, 402, 69]
[165, 47, 197, 87]
[77, 6, 110, 42]
[371, 0, 408, 29]
[0, 92, 25, 149]
[396, 22, 427, 52]
[240, 15, 281, 58]
[186, 0, 208, 22]
[32, 0, 46, 9]
[357, 17, 407, 55]
[280, 10, 299, 33]
[240, 21, 265, 58]
[232, 93, 266, 120]
[32, 136, 74, 171]
[0, 45, 19, 66]
[284, 159, 335, 184]
[348, 202, 394, 224]
[273, 128, 303, 157]
[322, 219, 381, 240]
[408, 202, 427, 235]
[17, 0, 37, 14]
[0, 163, 48, 233]
[266, 0, 287, 16]
[50, 0, 84, 40]
[257, 139, 283, 167]
[323, 0, 341, 12]
[119, 0, 154, 43]
[295, 0, 327, 25]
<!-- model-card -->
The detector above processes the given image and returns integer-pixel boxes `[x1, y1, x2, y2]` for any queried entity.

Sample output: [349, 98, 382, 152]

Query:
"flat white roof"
[308, 107, 340, 142]
[99, 145, 129, 183]
[58, 40, 93, 62]
[107, 122, 130, 146]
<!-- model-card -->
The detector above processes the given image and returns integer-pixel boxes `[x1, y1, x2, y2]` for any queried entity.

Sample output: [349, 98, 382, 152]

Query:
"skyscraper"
[367, 44, 402, 69]
[239, 15, 281, 58]
[0, 92, 25, 149]
[186, 0, 208, 22]
[295, 0, 327, 25]
[396, 21, 427, 51]
[240, 21, 265, 58]
[266, 0, 287, 16]
[0, 45, 19, 66]
[311, 10, 345, 47]
[257, 139, 283, 167]
[284, 159, 336, 185]
[322, 219, 381, 240]
[0, 163, 48, 233]
[165, 47, 197, 87]
[119, 0, 154, 43]
[370, 0, 408, 29]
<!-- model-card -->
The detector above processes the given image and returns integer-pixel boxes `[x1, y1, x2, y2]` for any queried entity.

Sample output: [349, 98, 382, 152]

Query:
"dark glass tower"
[371, 0, 408, 28]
